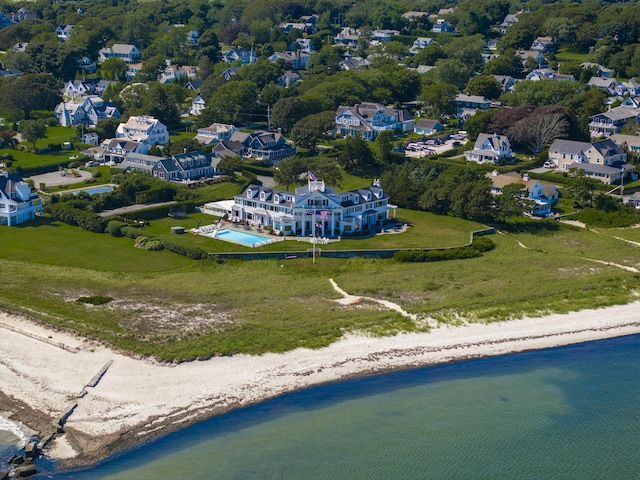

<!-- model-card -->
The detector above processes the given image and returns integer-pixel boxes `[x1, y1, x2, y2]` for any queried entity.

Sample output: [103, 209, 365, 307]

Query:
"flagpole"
[312, 205, 316, 264]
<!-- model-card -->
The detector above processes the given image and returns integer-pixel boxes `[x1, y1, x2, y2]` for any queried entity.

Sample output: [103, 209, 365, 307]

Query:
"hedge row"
[120, 201, 198, 221]
[242, 163, 274, 177]
[16, 161, 70, 177]
[394, 237, 495, 263]
[48, 204, 106, 233]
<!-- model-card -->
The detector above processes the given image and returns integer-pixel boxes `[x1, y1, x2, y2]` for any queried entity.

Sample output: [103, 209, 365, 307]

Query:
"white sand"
[1, 302, 640, 462]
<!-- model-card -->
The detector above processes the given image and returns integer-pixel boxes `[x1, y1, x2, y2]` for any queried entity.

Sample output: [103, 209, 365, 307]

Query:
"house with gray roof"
[589, 107, 640, 138]
[465, 133, 512, 164]
[0, 171, 42, 226]
[455, 94, 491, 119]
[611, 133, 640, 152]
[152, 152, 220, 181]
[414, 119, 444, 135]
[548, 138, 634, 184]
[195, 123, 238, 145]
[101, 138, 148, 163]
[335, 102, 414, 141]
[98, 44, 141, 64]
[231, 178, 393, 236]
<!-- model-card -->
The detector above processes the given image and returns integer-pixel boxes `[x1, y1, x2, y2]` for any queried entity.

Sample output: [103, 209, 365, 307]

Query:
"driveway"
[30, 170, 93, 188]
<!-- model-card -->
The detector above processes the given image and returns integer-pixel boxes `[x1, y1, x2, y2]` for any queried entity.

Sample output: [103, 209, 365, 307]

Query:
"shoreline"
[1, 303, 640, 471]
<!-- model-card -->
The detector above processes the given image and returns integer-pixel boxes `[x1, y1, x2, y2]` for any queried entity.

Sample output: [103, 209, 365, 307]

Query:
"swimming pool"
[207, 228, 272, 248]
[72, 185, 116, 195]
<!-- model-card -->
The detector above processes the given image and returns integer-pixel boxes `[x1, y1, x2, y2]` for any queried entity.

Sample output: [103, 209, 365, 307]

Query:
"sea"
[2, 334, 639, 479]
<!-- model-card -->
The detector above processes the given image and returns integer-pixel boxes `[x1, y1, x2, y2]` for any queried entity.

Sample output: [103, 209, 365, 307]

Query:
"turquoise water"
[31, 334, 640, 478]
[208, 228, 271, 247]
[72, 185, 115, 195]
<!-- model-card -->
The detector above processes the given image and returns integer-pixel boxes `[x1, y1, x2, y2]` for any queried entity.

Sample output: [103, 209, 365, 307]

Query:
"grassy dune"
[1, 216, 639, 361]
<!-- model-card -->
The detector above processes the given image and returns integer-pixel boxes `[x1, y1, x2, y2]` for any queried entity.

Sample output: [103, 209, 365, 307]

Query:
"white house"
[0, 171, 42, 226]
[432, 19, 454, 33]
[115, 116, 168, 146]
[195, 123, 238, 145]
[190, 95, 206, 116]
[54, 96, 121, 128]
[101, 138, 148, 163]
[231, 178, 394, 236]
[465, 133, 512, 164]
[98, 44, 141, 64]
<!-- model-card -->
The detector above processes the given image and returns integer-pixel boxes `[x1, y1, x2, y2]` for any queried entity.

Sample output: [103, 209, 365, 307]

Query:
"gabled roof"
[549, 138, 589, 154]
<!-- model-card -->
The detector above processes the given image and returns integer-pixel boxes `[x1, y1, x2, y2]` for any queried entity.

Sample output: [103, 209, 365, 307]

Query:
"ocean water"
[17, 334, 640, 479]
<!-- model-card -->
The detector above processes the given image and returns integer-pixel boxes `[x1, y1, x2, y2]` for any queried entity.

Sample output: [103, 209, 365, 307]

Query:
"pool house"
[231, 178, 396, 237]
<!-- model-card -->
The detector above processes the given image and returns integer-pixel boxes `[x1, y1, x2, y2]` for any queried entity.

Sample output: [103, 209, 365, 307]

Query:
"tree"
[137, 83, 182, 131]
[274, 155, 305, 190]
[217, 156, 242, 176]
[465, 75, 502, 100]
[271, 97, 306, 134]
[338, 135, 376, 174]
[0, 129, 18, 148]
[496, 182, 533, 220]
[290, 111, 336, 152]
[375, 130, 393, 165]
[432, 58, 473, 89]
[200, 80, 258, 125]
[134, 55, 167, 83]
[307, 157, 342, 188]
[20, 119, 46, 149]
[100, 58, 128, 81]
[568, 168, 600, 208]
[420, 82, 457, 118]
[0, 73, 61, 119]
[508, 106, 570, 155]
[483, 49, 524, 78]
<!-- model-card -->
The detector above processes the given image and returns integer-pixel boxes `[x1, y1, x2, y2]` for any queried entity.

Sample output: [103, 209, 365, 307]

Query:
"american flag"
[309, 171, 317, 181]
[317, 210, 329, 220]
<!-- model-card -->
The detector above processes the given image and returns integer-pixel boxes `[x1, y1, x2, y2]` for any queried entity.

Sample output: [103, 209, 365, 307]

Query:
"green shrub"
[76, 295, 113, 305]
[105, 220, 126, 237]
[471, 236, 495, 252]
[145, 239, 164, 251]
[92, 171, 102, 178]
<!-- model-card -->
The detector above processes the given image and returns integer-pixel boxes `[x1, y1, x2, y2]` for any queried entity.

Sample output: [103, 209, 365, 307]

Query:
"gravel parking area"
[29, 170, 92, 188]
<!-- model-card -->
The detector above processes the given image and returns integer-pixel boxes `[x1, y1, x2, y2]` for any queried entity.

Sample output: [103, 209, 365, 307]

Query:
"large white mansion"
[231, 178, 395, 236]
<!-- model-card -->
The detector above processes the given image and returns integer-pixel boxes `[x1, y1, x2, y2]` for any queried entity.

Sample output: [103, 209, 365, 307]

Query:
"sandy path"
[1, 300, 640, 467]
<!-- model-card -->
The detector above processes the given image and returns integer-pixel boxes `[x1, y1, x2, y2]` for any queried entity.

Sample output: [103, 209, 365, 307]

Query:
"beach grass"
[1, 216, 639, 360]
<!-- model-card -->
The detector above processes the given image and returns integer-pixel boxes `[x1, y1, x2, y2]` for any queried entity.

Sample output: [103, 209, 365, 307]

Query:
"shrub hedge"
[394, 236, 495, 263]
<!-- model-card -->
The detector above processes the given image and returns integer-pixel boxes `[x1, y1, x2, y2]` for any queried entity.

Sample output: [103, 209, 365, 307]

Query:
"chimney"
[184, 147, 188, 153]
[523, 173, 530, 181]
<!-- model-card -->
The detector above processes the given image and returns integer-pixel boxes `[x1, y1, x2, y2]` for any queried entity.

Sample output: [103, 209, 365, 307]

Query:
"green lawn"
[1, 148, 81, 169]
[136, 208, 484, 254]
[0, 217, 194, 272]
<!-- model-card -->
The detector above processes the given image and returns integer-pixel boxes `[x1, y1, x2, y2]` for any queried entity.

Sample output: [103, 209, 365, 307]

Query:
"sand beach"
[1, 302, 640, 468]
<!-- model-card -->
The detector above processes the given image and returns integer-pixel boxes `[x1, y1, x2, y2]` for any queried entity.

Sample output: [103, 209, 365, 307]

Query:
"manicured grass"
[555, 49, 590, 62]
[1, 148, 81, 169]
[136, 208, 484, 254]
[0, 217, 194, 272]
